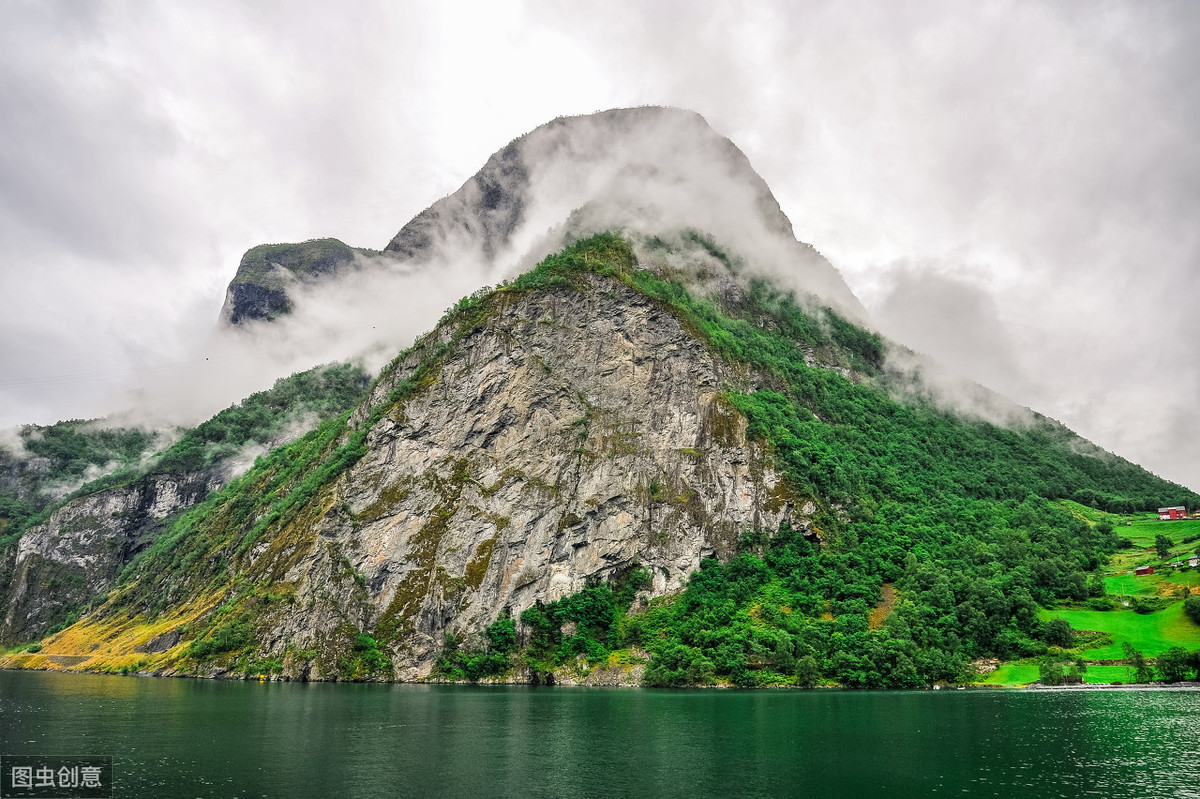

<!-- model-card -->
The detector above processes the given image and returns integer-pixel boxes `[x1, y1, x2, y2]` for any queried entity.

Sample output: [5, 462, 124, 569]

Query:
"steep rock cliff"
[9, 234, 1196, 688]
[263, 275, 803, 679]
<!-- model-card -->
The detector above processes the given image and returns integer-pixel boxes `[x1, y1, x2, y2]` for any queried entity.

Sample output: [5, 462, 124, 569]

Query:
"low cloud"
[871, 260, 1030, 404]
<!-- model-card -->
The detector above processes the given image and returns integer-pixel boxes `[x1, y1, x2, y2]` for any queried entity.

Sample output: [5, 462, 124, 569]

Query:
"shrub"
[795, 655, 821, 688]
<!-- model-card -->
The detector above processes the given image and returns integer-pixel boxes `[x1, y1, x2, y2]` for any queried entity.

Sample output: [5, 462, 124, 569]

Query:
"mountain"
[2, 109, 1196, 688]
[218, 107, 866, 330]
[2, 232, 1195, 686]
[220, 239, 384, 325]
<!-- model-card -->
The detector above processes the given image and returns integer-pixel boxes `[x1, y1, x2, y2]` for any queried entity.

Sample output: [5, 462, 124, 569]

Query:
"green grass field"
[978, 662, 1038, 686]
[1102, 564, 1200, 597]
[1103, 572, 1163, 596]
[1041, 602, 1200, 659]
[977, 662, 1159, 687]
[980, 503, 1200, 686]
[1055, 499, 1200, 554]
[1118, 517, 1200, 548]
[1079, 665, 1135, 684]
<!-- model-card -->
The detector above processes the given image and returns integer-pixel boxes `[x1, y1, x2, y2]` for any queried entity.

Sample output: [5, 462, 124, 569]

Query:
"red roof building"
[1158, 506, 1187, 520]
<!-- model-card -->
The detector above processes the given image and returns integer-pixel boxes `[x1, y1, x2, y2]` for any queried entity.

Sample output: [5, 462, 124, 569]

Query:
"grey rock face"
[222, 281, 291, 326]
[0, 471, 222, 642]
[256, 276, 808, 679]
[387, 140, 528, 264]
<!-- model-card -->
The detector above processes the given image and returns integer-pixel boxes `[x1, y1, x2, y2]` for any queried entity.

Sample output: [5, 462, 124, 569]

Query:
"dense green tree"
[486, 616, 516, 654]
[1155, 534, 1173, 560]
[1038, 657, 1065, 686]
[1123, 642, 1154, 683]
[1184, 596, 1200, 626]
[155, 362, 370, 473]
[1155, 647, 1192, 683]
[795, 655, 822, 688]
[1042, 618, 1075, 648]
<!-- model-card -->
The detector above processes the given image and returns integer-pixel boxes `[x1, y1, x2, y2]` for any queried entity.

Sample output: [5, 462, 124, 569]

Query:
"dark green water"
[1, 671, 1198, 799]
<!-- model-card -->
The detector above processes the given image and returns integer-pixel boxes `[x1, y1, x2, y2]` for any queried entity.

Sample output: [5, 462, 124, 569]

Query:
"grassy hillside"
[151, 362, 370, 474]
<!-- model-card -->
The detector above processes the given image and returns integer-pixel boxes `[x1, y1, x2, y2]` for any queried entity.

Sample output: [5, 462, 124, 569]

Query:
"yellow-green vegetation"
[0, 592, 220, 675]
[356, 478, 411, 523]
[464, 537, 497, 591]
[1040, 603, 1200, 660]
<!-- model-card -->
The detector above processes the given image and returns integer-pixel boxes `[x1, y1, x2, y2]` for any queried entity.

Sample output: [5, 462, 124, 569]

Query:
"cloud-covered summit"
[221, 106, 866, 330]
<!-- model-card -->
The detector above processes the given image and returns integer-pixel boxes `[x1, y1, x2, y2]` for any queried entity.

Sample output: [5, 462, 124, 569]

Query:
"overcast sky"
[1, 0, 1197, 491]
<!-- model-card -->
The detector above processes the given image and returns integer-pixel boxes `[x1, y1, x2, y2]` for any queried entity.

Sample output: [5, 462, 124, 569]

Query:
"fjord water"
[1, 671, 1198, 799]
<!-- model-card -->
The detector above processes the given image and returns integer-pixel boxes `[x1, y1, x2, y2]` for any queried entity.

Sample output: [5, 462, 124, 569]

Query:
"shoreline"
[6, 664, 1200, 692]
[1020, 680, 1200, 691]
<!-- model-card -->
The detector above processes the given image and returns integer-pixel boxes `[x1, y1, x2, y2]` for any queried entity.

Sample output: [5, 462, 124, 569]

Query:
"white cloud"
[0, 0, 1196, 490]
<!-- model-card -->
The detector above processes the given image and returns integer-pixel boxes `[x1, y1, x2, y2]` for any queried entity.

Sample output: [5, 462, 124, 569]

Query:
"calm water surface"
[1, 670, 1198, 798]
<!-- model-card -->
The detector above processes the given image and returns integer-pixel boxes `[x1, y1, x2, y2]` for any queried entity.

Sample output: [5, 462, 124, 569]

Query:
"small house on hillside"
[1135, 565, 1155, 576]
[1158, 506, 1188, 520]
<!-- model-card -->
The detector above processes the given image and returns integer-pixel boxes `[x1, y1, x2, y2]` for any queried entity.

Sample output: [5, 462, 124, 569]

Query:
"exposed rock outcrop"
[0, 470, 222, 642]
[240, 271, 808, 679]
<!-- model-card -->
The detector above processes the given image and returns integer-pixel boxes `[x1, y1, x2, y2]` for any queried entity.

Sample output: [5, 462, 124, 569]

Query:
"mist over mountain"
[140, 107, 869, 448]
[212, 107, 864, 368]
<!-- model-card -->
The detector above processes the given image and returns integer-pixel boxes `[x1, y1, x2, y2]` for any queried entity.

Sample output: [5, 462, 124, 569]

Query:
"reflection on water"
[2, 671, 1199, 799]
